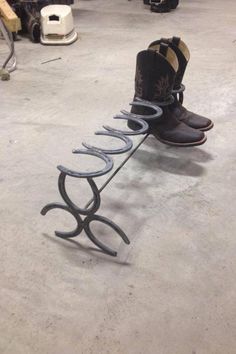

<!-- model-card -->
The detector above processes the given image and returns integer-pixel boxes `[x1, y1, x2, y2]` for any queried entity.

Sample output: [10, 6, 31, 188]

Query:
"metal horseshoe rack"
[41, 99, 163, 256]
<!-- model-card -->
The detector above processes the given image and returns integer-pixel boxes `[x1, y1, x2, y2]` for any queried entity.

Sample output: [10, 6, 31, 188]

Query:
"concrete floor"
[1, 0, 236, 353]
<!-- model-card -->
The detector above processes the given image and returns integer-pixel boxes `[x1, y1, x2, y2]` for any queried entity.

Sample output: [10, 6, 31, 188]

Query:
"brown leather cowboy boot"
[149, 37, 214, 131]
[129, 44, 206, 147]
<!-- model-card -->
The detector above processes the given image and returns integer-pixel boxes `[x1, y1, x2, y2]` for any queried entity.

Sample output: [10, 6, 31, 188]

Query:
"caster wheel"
[170, 0, 179, 9]
[30, 21, 40, 43]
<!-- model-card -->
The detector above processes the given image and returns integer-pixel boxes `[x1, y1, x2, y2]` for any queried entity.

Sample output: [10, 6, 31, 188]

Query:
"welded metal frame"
[41, 99, 163, 256]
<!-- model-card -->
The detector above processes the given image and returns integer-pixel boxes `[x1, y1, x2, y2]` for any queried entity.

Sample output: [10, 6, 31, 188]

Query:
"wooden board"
[0, 0, 21, 32]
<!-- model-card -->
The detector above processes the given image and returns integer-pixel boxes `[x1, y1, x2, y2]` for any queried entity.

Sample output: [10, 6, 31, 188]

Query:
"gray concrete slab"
[0, 0, 236, 353]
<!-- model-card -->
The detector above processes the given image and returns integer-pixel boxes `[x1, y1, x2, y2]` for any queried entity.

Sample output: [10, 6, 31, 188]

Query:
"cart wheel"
[30, 21, 40, 43]
[170, 0, 179, 9]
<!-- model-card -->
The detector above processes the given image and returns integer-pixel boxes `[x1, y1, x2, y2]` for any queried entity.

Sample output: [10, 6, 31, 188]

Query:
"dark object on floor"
[170, 0, 179, 9]
[151, 0, 171, 13]
[41, 57, 61, 64]
[143, 0, 179, 13]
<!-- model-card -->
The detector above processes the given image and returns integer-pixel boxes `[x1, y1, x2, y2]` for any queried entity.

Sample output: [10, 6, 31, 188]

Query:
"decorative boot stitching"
[153, 74, 171, 101]
[135, 67, 143, 98]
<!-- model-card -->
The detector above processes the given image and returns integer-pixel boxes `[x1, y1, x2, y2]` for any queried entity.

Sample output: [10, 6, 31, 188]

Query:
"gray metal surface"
[41, 100, 163, 256]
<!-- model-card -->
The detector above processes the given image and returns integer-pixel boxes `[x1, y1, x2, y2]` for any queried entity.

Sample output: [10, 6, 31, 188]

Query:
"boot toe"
[187, 113, 214, 131]
[152, 122, 207, 147]
[171, 104, 214, 132]
[173, 124, 206, 144]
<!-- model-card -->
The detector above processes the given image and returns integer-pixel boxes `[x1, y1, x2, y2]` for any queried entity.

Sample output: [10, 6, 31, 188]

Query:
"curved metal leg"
[41, 173, 130, 256]
[83, 214, 130, 257]
[58, 173, 101, 216]
[41, 203, 84, 238]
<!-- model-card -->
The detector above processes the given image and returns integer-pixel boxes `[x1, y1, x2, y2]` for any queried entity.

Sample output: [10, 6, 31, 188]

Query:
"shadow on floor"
[42, 232, 132, 266]
[145, 137, 215, 163]
[131, 137, 215, 177]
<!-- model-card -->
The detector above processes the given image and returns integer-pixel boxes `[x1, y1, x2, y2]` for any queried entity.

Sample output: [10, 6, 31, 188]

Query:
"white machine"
[40, 5, 77, 45]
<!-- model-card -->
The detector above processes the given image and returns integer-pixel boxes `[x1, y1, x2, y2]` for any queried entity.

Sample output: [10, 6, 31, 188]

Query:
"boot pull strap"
[172, 36, 181, 46]
[160, 37, 169, 44]
[159, 43, 168, 57]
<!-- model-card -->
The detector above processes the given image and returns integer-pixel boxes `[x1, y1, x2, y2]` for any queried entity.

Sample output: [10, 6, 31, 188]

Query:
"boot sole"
[180, 121, 214, 132]
[153, 134, 207, 147]
[199, 121, 214, 132]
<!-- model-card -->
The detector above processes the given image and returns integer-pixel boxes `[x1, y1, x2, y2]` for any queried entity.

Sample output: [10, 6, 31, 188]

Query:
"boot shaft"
[149, 37, 190, 89]
[134, 44, 178, 103]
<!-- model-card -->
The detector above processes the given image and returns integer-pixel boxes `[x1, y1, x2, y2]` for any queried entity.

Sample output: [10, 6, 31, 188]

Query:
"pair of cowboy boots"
[129, 37, 213, 147]
[143, 0, 179, 13]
